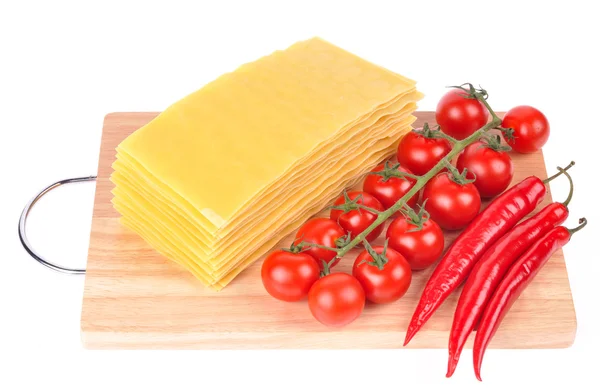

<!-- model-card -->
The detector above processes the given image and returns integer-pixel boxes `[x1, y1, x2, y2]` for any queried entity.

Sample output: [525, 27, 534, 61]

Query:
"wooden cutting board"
[81, 112, 576, 349]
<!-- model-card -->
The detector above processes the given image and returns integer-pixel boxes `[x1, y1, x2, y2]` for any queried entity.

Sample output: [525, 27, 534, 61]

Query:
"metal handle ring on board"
[18, 175, 97, 275]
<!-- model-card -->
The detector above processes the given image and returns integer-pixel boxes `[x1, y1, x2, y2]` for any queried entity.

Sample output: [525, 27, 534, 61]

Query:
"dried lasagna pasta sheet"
[112, 120, 414, 280]
[118, 38, 416, 229]
[117, 124, 409, 288]
[115, 89, 421, 241]
[111, 99, 418, 254]
[111, 37, 422, 288]
[115, 90, 421, 240]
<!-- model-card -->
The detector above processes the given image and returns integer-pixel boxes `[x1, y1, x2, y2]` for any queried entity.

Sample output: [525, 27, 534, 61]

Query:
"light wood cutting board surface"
[81, 112, 576, 349]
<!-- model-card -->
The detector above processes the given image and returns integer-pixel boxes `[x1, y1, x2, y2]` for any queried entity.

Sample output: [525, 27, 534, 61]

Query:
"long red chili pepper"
[473, 217, 587, 381]
[446, 168, 574, 377]
[403, 162, 574, 346]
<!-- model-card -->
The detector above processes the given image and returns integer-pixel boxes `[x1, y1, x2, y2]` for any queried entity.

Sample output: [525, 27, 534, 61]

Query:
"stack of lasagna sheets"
[111, 38, 423, 290]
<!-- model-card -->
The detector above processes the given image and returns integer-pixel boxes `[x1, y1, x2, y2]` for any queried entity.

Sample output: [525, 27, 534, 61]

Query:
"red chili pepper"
[472, 218, 587, 381]
[446, 168, 573, 377]
[403, 163, 574, 346]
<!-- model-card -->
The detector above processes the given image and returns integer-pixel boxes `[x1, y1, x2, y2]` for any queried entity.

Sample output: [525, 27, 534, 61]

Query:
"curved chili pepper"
[447, 202, 569, 377]
[473, 218, 587, 381]
[404, 162, 575, 346]
[446, 168, 574, 377]
[404, 176, 547, 346]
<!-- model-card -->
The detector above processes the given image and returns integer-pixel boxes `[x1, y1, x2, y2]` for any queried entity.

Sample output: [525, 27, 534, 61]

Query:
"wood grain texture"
[81, 112, 576, 349]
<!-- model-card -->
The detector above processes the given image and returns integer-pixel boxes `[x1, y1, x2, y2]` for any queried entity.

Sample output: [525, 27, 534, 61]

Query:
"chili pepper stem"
[557, 167, 574, 206]
[543, 161, 575, 183]
[568, 217, 587, 235]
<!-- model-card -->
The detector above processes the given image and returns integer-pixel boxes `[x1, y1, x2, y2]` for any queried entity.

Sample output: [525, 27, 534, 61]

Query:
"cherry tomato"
[422, 173, 481, 230]
[501, 105, 550, 153]
[330, 191, 384, 242]
[261, 250, 320, 302]
[436, 89, 489, 140]
[456, 141, 514, 198]
[352, 246, 412, 303]
[397, 129, 452, 176]
[296, 218, 345, 269]
[386, 216, 445, 270]
[308, 273, 365, 327]
[362, 163, 418, 210]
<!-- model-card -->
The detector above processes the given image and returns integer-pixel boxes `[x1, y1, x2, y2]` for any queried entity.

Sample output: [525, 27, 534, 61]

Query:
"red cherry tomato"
[397, 129, 453, 176]
[330, 191, 384, 242]
[308, 273, 365, 327]
[501, 105, 550, 153]
[296, 218, 345, 269]
[386, 215, 445, 270]
[362, 163, 418, 210]
[422, 173, 481, 230]
[261, 250, 320, 302]
[436, 89, 489, 140]
[456, 141, 514, 198]
[352, 246, 412, 303]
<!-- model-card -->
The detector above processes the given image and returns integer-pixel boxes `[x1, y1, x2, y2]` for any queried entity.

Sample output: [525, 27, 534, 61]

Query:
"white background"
[1, 1, 599, 387]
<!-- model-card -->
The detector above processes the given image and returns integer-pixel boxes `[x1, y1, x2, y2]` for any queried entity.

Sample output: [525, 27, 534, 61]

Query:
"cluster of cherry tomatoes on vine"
[261, 85, 551, 327]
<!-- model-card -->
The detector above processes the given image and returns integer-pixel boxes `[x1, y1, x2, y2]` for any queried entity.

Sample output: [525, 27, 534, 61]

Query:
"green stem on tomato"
[444, 159, 476, 185]
[430, 129, 458, 144]
[328, 191, 383, 215]
[361, 239, 388, 270]
[320, 259, 333, 277]
[305, 242, 340, 253]
[400, 202, 430, 232]
[496, 126, 515, 141]
[479, 97, 501, 124]
[479, 133, 511, 152]
[356, 204, 384, 215]
[399, 172, 422, 180]
[418, 122, 457, 144]
[369, 161, 422, 182]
